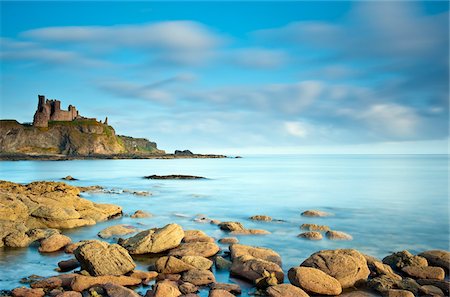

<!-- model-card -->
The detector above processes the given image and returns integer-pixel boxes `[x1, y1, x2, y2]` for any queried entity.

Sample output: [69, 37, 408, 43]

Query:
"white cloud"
[284, 121, 309, 138]
[231, 48, 288, 69]
[359, 103, 420, 138]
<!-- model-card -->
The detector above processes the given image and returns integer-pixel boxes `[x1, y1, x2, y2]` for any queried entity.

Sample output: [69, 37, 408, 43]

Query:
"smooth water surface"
[0, 155, 448, 295]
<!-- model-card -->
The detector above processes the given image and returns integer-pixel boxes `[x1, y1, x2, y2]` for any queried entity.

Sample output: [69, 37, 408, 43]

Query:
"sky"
[0, 1, 448, 154]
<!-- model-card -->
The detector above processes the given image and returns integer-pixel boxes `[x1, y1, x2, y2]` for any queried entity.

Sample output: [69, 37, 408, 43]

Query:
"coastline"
[0, 153, 228, 161]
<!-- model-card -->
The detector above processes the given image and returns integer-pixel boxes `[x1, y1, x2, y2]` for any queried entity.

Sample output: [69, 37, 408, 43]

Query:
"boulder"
[182, 269, 215, 286]
[4, 231, 33, 247]
[55, 292, 82, 297]
[230, 229, 270, 235]
[367, 274, 402, 292]
[325, 230, 353, 240]
[383, 250, 428, 269]
[218, 237, 238, 244]
[230, 244, 282, 266]
[102, 283, 141, 297]
[364, 254, 401, 278]
[38, 234, 71, 253]
[301, 249, 370, 288]
[417, 279, 449, 295]
[120, 223, 184, 254]
[288, 267, 342, 295]
[30, 277, 63, 289]
[418, 250, 450, 271]
[300, 223, 330, 231]
[131, 210, 152, 218]
[11, 287, 45, 297]
[58, 258, 80, 272]
[230, 254, 284, 284]
[70, 275, 141, 292]
[181, 256, 213, 270]
[301, 210, 331, 217]
[97, 224, 137, 239]
[27, 228, 60, 242]
[384, 289, 415, 297]
[298, 231, 323, 240]
[156, 256, 195, 274]
[208, 290, 234, 297]
[249, 215, 272, 221]
[267, 284, 310, 297]
[169, 242, 220, 258]
[62, 176, 77, 181]
[420, 285, 445, 296]
[215, 256, 232, 270]
[183, 235, 215, 243]
[402, 266, 445, 280]
[128, 270, 158, 284]
[64, 240, 97, 254]
[74, 240, 136, 276]
[148, 280, 181, 297]
[218, 222, 245, 232]
[179, 282, 198, 294]
[210, 283, 241, 295]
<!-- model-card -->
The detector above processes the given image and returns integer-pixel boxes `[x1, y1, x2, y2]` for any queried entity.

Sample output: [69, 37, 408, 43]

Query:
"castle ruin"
[33, 95, 83, 127]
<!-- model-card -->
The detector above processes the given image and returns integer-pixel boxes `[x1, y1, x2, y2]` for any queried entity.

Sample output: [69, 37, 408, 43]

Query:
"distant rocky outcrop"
[0, 120, 163, 157]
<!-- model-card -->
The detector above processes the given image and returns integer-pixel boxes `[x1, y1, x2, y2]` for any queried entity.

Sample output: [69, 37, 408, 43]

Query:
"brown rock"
[181, 256, 213, 270]
[30, 277, 62, 289]
[179, 282, 198, 294]
[130, 210, 152, 218]
[55, 292, 82, 297]
[70, 275, 141, 292]
[230, 229, 270, 235]
[74, 240, 136, 276]
[182, 269, 215, 286]
[325, 230, 353, 240]
[300, 223, 330, 231]
[218, 222, 245, 232]
[218, 237, 238, 244]
[11, 287, 45, 297]
[208, 290, 234, 297]
[183, 235, 215, 243]
[298, 231, 323, 240]
[301, 210, 331, 217]
[120, 223, 184, 254]
[418, 250, 450, 271]
[382, 250, 428, 269]
[38, 234, 71, 253]
[383, 289, 415, 297]
[156, 256, 195, 274]
[210, 283, 241, 295]
[249, 215, 272, 221]
[301, 249, 370, 288]
[364, 254, 401, 278]
[64, 240, 97, 254]
[230, 244, 282, 266]
[288, 267, 342, 295]
[102, 283, 141, 297]
[420, 285, 444, 296]
[397, 278, 421, 295]
[417, 279, 449, 295]
[4, 231, 33, 248]
[58, 258, 80, 272]
[169, 242, 220, 258]
[266, 284, 310, 297]
[97, 224, 137, 239]
[230, 254, 284, 284]
[402, 265, 445, 280]
[149, 280, 182, 297]
[367, 274, 401, 292]
[156, 273, 181, 282]
[128, 270, 158, 284]
[184, 230, 207, 237]
[215, 256, 232, 270]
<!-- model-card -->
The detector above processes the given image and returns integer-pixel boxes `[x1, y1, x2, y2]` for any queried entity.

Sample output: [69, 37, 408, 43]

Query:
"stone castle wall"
[33, 95, 80, 127]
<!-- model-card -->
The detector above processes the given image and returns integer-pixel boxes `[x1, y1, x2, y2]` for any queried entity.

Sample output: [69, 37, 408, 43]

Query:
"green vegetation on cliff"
[0, 120, 164, 156]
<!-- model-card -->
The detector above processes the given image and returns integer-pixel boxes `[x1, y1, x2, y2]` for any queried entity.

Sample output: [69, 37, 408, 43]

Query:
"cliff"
[0, 120, 164, 157]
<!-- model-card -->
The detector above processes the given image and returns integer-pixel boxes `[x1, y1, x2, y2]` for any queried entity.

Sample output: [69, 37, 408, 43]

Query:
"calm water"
[0, 155, 448, 295]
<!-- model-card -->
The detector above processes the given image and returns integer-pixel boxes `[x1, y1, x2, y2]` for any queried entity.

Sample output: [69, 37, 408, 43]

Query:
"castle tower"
[33, 95, 50, 127]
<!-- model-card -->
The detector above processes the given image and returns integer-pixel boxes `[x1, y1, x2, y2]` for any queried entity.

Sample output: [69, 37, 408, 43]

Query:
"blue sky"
[0, 1, 448, 154]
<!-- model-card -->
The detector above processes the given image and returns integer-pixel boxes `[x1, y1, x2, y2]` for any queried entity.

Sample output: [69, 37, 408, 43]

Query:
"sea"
[0, 154, 448, 295]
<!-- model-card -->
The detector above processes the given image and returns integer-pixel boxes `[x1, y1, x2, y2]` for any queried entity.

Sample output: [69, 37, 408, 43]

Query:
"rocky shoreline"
[0, 180, 448, 297]
[0, 153, 228, 161]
